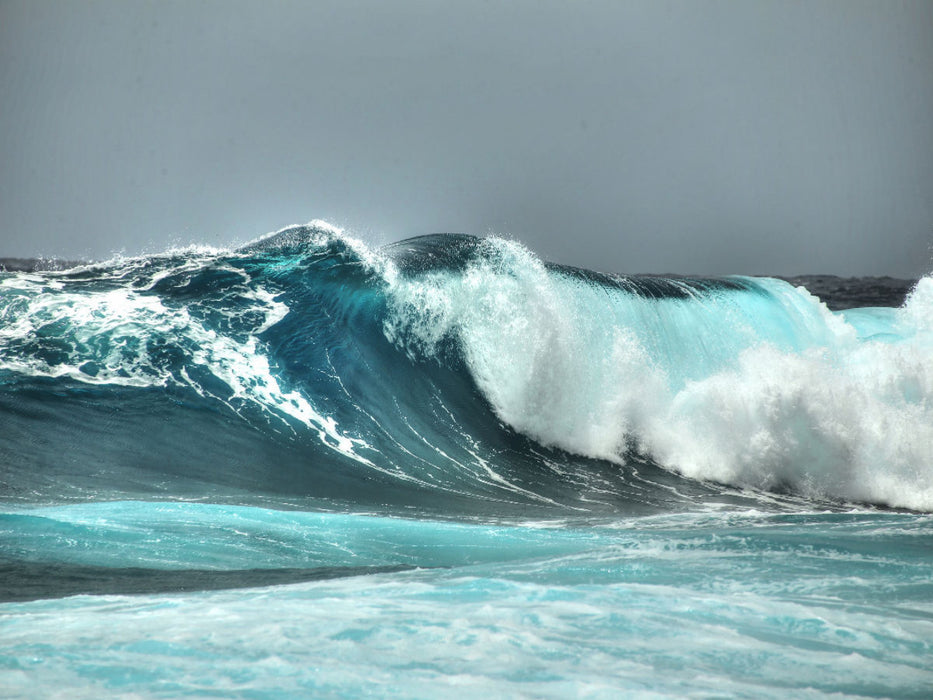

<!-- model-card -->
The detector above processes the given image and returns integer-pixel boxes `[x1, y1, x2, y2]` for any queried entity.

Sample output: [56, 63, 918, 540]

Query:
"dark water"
[778, 274, 916, 310]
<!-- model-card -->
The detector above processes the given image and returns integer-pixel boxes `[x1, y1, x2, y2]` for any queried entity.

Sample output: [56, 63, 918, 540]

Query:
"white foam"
[0, 258, 369, 462]
[384, 240, 933, 510]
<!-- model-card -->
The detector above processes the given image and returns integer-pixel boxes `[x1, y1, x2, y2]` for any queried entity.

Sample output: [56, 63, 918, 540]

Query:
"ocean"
[1, 222, 931, 698]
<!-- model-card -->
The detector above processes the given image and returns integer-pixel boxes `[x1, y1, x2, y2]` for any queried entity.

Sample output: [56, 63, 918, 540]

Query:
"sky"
[1, 0, 931, 277]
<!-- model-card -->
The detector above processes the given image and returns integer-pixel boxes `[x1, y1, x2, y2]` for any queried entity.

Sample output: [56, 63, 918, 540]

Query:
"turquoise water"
[2, 226, 932, 696]
[2, 502, 931, 698]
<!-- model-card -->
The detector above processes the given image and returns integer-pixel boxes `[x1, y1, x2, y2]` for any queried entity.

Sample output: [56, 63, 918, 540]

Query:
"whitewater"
[1, 222, 931, 698]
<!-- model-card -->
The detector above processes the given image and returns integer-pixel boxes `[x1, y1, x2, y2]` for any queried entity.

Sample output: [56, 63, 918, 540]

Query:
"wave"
[1, 222, 931, 511]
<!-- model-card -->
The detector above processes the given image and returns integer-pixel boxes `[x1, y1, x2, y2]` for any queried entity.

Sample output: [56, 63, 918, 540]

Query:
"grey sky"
[2, 1, 931, 276]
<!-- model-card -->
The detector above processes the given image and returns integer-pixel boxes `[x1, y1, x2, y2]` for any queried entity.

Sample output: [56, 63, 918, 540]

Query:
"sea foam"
[384, 237, 933, 509]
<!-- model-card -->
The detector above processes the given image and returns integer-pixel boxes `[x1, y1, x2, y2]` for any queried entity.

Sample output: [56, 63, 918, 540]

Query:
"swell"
[1, 222, 931, 512]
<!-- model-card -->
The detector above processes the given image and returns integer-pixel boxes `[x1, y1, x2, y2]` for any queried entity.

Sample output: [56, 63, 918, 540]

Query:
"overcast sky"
[2, 1, 931, 276]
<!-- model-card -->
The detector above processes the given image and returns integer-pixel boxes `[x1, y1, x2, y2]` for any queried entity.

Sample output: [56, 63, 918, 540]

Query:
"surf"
[1, 221, 931, 512]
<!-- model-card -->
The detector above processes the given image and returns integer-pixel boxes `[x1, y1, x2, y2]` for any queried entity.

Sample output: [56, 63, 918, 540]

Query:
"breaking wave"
[1, 222, 930, 511]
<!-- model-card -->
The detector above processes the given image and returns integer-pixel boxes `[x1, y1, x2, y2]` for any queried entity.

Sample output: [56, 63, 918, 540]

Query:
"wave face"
[1, 222, 932, 512]
[3, 222, 933, 697]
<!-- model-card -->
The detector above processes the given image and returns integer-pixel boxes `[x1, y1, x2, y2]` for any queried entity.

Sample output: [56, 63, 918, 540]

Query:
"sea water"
[1, 223, 931, 698]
